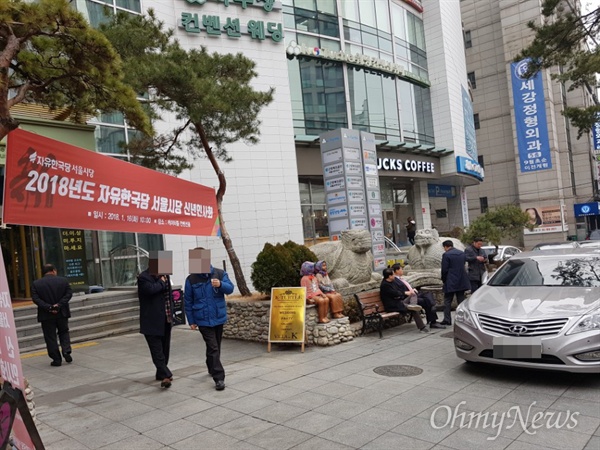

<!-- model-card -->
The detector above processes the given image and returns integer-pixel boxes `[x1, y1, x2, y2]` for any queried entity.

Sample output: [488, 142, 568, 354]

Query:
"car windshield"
[488, 256, 600, 287]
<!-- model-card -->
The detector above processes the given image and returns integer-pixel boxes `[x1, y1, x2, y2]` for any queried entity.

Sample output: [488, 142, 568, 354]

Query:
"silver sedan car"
[454, 248, 600, 373]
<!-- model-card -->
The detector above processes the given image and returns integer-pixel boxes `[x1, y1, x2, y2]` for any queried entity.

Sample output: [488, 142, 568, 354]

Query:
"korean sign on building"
[592, 121, 600, 151]
[4, 129, 219, 236]
[510, 59, 552, 173]
[320, 129, 385, 271]
[180, 0, 283, 42]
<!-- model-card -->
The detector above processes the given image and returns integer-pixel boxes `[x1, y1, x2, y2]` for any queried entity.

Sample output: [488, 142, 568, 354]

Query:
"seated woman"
[300, 261, 330, 324]
[314, 261, 345, 319]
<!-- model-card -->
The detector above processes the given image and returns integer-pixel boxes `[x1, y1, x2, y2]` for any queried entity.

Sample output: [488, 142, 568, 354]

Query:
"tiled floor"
[21, 322, 600, 449]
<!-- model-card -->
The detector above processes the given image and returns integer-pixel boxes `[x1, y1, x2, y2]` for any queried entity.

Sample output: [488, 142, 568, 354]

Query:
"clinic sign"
[456, 156, 484, 181]
[593, 121, 600, 151]
[320, 129, 386, 270]
[511, 59, 552, 173]
[180, 0, 283, 42]
[574, 202, 600, 217]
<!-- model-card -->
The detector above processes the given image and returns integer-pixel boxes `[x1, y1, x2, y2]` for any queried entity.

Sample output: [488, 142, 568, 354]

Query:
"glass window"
[348, 68, 368, 128]
[361, 30, 378, 48]
[467, 71, 476, 89]
[374, 1, 390, 33]
[295, 0, 315, 10]
[480, 197, 488, 213]
[316, 0, 336, 15]
[343, 25, 362, 44]
[474, 113, 480, 129]
[341, 1, 359, 22]
[95, 126, 126, 154]
[478, 155, 485, 168]
[358, 1, 376, 28]
[293, 59, 347, 135]
[299, 179, 329, 244]
[80, 0, 111, 27]
[465, 30, 472, 48]
[391, 4, 406, 41]
[398, 81, 416, 140]
[116, 0, 141, 13]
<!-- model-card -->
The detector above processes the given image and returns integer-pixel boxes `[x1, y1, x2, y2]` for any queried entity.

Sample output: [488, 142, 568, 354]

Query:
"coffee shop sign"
[377, 157, 435, 173]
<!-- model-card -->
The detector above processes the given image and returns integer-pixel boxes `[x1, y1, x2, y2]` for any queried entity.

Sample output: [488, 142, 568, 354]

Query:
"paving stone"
[246, 424, 313, 450]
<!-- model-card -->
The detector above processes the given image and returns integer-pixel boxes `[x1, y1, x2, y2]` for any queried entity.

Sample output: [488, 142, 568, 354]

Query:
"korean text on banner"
[593, 121, 600, 151]
[3, 129, 219, 236]
[510, 59, 552, 173]
[0, 247, 35, 450]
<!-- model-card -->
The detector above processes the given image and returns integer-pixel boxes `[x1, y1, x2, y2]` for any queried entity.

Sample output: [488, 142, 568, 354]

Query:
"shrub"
[282, 240, 317, 274]
[251, 242, 316, 294]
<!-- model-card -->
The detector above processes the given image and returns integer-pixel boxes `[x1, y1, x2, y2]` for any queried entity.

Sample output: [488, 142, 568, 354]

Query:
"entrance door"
[0, 226, 42, 299]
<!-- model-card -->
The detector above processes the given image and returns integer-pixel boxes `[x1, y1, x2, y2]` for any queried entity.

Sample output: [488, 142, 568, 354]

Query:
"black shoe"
[215, 380, 225, 391]
[439, 321, 452, 326]
[50, 361, 61, 367]
[430, 323, 447, 329]
[63, 354, 73, 363]
[160, 378, 172, 388]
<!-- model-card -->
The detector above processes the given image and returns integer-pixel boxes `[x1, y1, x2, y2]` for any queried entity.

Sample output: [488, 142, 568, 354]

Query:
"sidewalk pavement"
[21, 322, 600, 450]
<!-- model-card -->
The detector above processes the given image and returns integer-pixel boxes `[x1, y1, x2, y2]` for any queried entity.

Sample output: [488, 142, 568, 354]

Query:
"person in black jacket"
[440, 241, 471, 325]
[31, 264, 73, 366]
[464, 237, 487, 294]
[380, 268, 429, 333]
[138, 252, 174, 388]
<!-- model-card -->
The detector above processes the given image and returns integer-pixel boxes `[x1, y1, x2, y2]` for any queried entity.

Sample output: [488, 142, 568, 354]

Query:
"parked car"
[481, 245, 522, 262]
[531, 241, 581, 251]
[454, 248, 600, 373]
[579, 240, 600, 249]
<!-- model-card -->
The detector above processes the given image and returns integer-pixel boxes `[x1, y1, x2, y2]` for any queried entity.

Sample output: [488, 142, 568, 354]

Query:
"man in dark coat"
[380, 268, 428, 332]
[391, 263, 445, 329]
[440, 240, 471, 325]
[464, 237, 487, 294]
[31, 264, 73, 366]
[138, 252, 174, 388]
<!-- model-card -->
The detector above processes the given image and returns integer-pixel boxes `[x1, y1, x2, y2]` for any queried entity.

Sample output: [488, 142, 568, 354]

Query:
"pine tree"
[0, 0, 150, 139]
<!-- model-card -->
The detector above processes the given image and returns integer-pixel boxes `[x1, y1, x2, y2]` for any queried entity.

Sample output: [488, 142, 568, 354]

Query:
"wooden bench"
[354, 290, 410, 338]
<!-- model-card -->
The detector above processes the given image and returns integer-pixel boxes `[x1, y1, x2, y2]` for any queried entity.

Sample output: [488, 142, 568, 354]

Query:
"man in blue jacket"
[184, 249, 234, 391]
[440, 240, 471, 325]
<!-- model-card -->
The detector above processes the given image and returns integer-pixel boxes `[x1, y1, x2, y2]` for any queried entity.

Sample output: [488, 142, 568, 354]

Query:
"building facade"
[1, 0, 482, 296]
[460, 0, 599, 247]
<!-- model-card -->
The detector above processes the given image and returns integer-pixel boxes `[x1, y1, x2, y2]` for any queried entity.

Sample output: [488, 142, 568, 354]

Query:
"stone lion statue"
[406, 228, 464, 270]
[403, 229, 465, 288]
[310, 229, 382, 289]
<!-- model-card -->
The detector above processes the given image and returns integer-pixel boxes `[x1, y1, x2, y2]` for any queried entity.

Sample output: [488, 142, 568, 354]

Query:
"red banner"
[3, 129, 219, 236]
[0, 248, 35, 450]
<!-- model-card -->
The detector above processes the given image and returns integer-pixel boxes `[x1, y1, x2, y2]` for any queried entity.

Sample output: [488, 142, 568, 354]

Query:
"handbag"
[171, 289, 186, 326]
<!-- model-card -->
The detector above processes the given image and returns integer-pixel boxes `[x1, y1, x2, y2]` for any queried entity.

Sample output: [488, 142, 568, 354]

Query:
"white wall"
[423, 0, 471, 175]
[147, 1, 303, 290]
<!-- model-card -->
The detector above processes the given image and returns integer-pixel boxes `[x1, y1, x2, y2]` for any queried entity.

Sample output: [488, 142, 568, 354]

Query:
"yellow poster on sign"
[268, 287, 306, 352]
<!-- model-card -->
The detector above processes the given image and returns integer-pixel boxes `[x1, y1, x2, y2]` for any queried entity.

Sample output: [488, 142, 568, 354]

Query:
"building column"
[414, 181, 432, 230]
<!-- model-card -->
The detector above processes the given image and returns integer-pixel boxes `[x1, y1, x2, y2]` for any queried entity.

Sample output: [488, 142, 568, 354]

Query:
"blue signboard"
[574, 202, 600, 217]
[456, 156, 484, 181]
[593, 121, 600, 151]
[510, 59, 552, 173]
[428, 184, 456, 198]
[462, 86, 478, 161]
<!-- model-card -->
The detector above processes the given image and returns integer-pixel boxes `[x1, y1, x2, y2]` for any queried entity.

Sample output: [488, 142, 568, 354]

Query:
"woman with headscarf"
[314, 261, 345, 319]
[300, 261, 331, 323]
